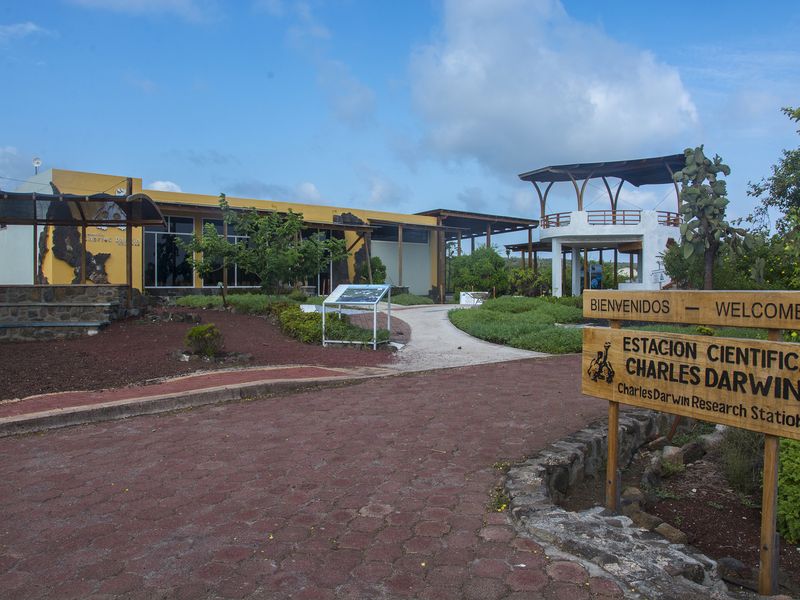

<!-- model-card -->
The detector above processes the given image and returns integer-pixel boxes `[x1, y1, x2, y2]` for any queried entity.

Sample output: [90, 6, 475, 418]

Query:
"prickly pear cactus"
[673, 145, 750, 289]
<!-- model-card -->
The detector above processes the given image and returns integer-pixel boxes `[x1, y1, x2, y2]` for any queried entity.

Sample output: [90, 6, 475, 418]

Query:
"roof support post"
[365, 231, 373, 284]
[81, 225, 87, 285]
[527, 227, 533, 269]
[437, 217, 445, 303]
[485, 223, 491, 249]
[457, 230, 462, 256]
[568, 174, 582, 211]
[579, 171, 594, 212]
[397, 224, 403, 287]
[532, 181, 546, 220]
[125, 178, 133, 307]
[32, 192, 37, 284]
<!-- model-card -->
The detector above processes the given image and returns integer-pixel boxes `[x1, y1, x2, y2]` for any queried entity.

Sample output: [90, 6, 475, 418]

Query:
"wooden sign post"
[582, 290, 800, 596]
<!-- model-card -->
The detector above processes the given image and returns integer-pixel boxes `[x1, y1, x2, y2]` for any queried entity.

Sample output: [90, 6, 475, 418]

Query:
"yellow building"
[2, 169, 538, 298]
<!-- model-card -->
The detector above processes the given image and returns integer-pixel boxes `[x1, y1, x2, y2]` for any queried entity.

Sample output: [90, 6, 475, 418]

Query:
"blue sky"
[1, 0, 799, 244]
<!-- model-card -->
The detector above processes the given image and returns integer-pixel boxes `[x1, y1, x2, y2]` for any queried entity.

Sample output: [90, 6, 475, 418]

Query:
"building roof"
[416, 209, 538, 241]
[518, 154, 685, 187]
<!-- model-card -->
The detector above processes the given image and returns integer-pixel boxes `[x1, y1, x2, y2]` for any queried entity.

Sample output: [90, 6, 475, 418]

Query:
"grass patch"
[448, 296, 583, 353]
[391, 293, 434, 306]
[175, 293, 313, 314]
[628, 323, 768, 340]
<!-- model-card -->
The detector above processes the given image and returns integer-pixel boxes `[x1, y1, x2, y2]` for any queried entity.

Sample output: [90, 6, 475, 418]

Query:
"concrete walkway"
[388, 304, 547, 372]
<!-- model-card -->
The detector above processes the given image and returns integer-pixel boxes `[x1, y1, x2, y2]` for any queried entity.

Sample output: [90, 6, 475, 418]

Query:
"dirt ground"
[0, 308, 407, 400]
[563, 444, 800, 595]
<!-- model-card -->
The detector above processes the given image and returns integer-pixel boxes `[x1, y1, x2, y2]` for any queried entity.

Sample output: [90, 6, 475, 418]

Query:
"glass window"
[143, 216, 194, 287]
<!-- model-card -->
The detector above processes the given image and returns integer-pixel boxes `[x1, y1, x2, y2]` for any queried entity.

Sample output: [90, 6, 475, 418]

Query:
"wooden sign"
[582, 327, 800, 441]
[581, 289, 800, 595]
[584, 290, 800, 330]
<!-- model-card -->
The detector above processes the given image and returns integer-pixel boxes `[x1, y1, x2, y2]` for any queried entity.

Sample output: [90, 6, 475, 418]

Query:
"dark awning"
[518, 154, 685, 187]
[0, 190, 165, 227]
[416, 209, 538, 241]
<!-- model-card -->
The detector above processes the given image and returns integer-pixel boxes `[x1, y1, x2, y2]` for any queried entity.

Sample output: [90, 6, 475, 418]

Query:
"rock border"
[505, 410, 759, 600]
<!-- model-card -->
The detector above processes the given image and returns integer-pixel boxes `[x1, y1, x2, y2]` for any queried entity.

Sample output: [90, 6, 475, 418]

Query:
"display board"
[325, 284, 390, 306]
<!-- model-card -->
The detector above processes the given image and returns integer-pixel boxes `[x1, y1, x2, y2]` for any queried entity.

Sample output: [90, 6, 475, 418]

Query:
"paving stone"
[0, 357, 609, 600]
[545, 560, 589, 583]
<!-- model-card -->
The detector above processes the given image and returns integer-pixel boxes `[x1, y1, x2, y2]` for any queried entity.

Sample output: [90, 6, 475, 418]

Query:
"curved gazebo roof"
[518, 153, 685, 215]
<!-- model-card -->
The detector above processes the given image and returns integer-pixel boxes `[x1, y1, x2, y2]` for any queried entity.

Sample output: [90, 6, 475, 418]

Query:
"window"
[371, 225, 429, 243]
[144, 216, 194, 287]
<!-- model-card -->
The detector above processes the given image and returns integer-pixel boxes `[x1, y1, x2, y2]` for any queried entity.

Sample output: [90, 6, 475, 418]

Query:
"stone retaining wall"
[505, 410, 751, 599]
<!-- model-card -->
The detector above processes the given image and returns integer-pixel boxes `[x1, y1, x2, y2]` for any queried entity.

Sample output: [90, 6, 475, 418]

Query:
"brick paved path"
[0, 356, 624, 599]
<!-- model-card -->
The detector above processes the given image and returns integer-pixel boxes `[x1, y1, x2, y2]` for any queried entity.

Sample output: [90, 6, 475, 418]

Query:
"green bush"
[392, 293, 433, 306]
[779, 439, 800, 544]
[356, 256, 387, 284]
[184, 323, 224, 357]
[509, 267, 551, 296]
[279, 306, 324, 343]
[174, 293, 304, 315]
[288, 289, 308, 302]
[278, 305, 389, 345]
[720, 428, 764, 496]
[450, 246, 510, 296]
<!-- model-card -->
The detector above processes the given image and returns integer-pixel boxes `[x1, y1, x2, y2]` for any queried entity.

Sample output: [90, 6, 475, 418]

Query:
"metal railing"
[541, 209, 682, 228]
[586, 210, 641, 225]
[657, 211, 681, 226]
[540, 212, 571, 228]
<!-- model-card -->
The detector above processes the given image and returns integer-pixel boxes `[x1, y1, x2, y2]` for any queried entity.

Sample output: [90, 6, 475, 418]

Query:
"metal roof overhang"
[518, 154, 685, 187]
[0, 190, 164, 227]
[415, 209, 539, 241]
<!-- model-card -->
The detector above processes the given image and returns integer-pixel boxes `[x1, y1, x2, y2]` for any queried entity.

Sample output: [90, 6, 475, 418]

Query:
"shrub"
[288, 289, 308, 302]
[392, 293, 433, 306]
[278, 305, 389, 345]
[779, 439, 800, 544]
[509, 267, 550, 296]
[450, 246, 510, 296]
[279, 306, 324, 343]
[720, 428, 764, 496]
[184, 323, 224, 357]
[356, 256, 387, 284]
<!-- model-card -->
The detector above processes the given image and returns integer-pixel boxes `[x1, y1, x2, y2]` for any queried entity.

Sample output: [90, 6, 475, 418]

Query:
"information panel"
[584, 290, 800, 330]
[582, 326, 800, 440]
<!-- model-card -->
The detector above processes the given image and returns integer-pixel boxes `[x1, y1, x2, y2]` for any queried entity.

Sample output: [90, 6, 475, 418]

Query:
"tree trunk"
[703, 246, 715, 290]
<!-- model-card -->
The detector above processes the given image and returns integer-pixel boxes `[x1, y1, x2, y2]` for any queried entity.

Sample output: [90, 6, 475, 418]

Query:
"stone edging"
[504, 410, 754, 600]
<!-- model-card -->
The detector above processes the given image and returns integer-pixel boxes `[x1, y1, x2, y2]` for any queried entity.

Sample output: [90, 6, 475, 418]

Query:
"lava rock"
[655, 522, 689, 544]
[630, 510, 663, 531]
[661, 445, 683, 465]
[680, 441, 705, 464]
[647, 436, 669, 451]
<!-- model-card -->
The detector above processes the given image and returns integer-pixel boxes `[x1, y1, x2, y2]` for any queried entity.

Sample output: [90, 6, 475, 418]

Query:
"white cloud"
[0, 147, 37, 189]
[148, 180, 183, 192]
[296, 181, 321, 202]
[457, 187, 487, 212]
[0, 22, 50, 43]
[409, 0, 697, 175]
[316, 59, 375, 128]
[68, 0, 219, 22]
[356, 168, 409, 208]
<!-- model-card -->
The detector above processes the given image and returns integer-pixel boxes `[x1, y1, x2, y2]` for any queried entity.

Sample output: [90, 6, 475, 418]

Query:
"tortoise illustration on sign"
[587, 341, 615, 384]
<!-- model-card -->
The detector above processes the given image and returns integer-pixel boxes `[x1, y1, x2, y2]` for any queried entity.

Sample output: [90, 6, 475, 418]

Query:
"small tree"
[450, 246, 510, 296]
[181, 194, 349, 293]
[673, 146, 750, 290]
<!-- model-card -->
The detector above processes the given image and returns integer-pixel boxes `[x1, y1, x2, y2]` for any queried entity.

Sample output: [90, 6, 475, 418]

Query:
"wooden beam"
[457, 230, 462, 256]
[613, 249, 618, 288]
[81, 225, 87, 284]
[533, 251, 538, 274]
[583, 247, 589, 292]
[365, 232, 373, 284]
[527, 227, 533, 269]
[485, 223, 491, 249]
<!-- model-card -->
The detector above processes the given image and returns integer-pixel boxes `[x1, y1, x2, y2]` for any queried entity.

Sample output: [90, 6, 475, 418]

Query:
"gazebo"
[515, 154, 685, 296]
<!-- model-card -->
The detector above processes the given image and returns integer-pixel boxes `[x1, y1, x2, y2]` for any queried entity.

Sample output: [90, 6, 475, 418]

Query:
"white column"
[571, 247, 581, 297]
[551, 238, 562, 297]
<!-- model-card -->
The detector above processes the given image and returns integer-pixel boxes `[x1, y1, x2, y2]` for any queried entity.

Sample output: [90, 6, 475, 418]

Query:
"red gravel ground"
[0, 308, 406, 400]
[0, 356, 623, 600]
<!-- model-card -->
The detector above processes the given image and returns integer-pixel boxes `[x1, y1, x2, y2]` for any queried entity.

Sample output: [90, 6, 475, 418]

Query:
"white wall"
[371, 240, 432, 296]
[0, 225, 34, 284]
